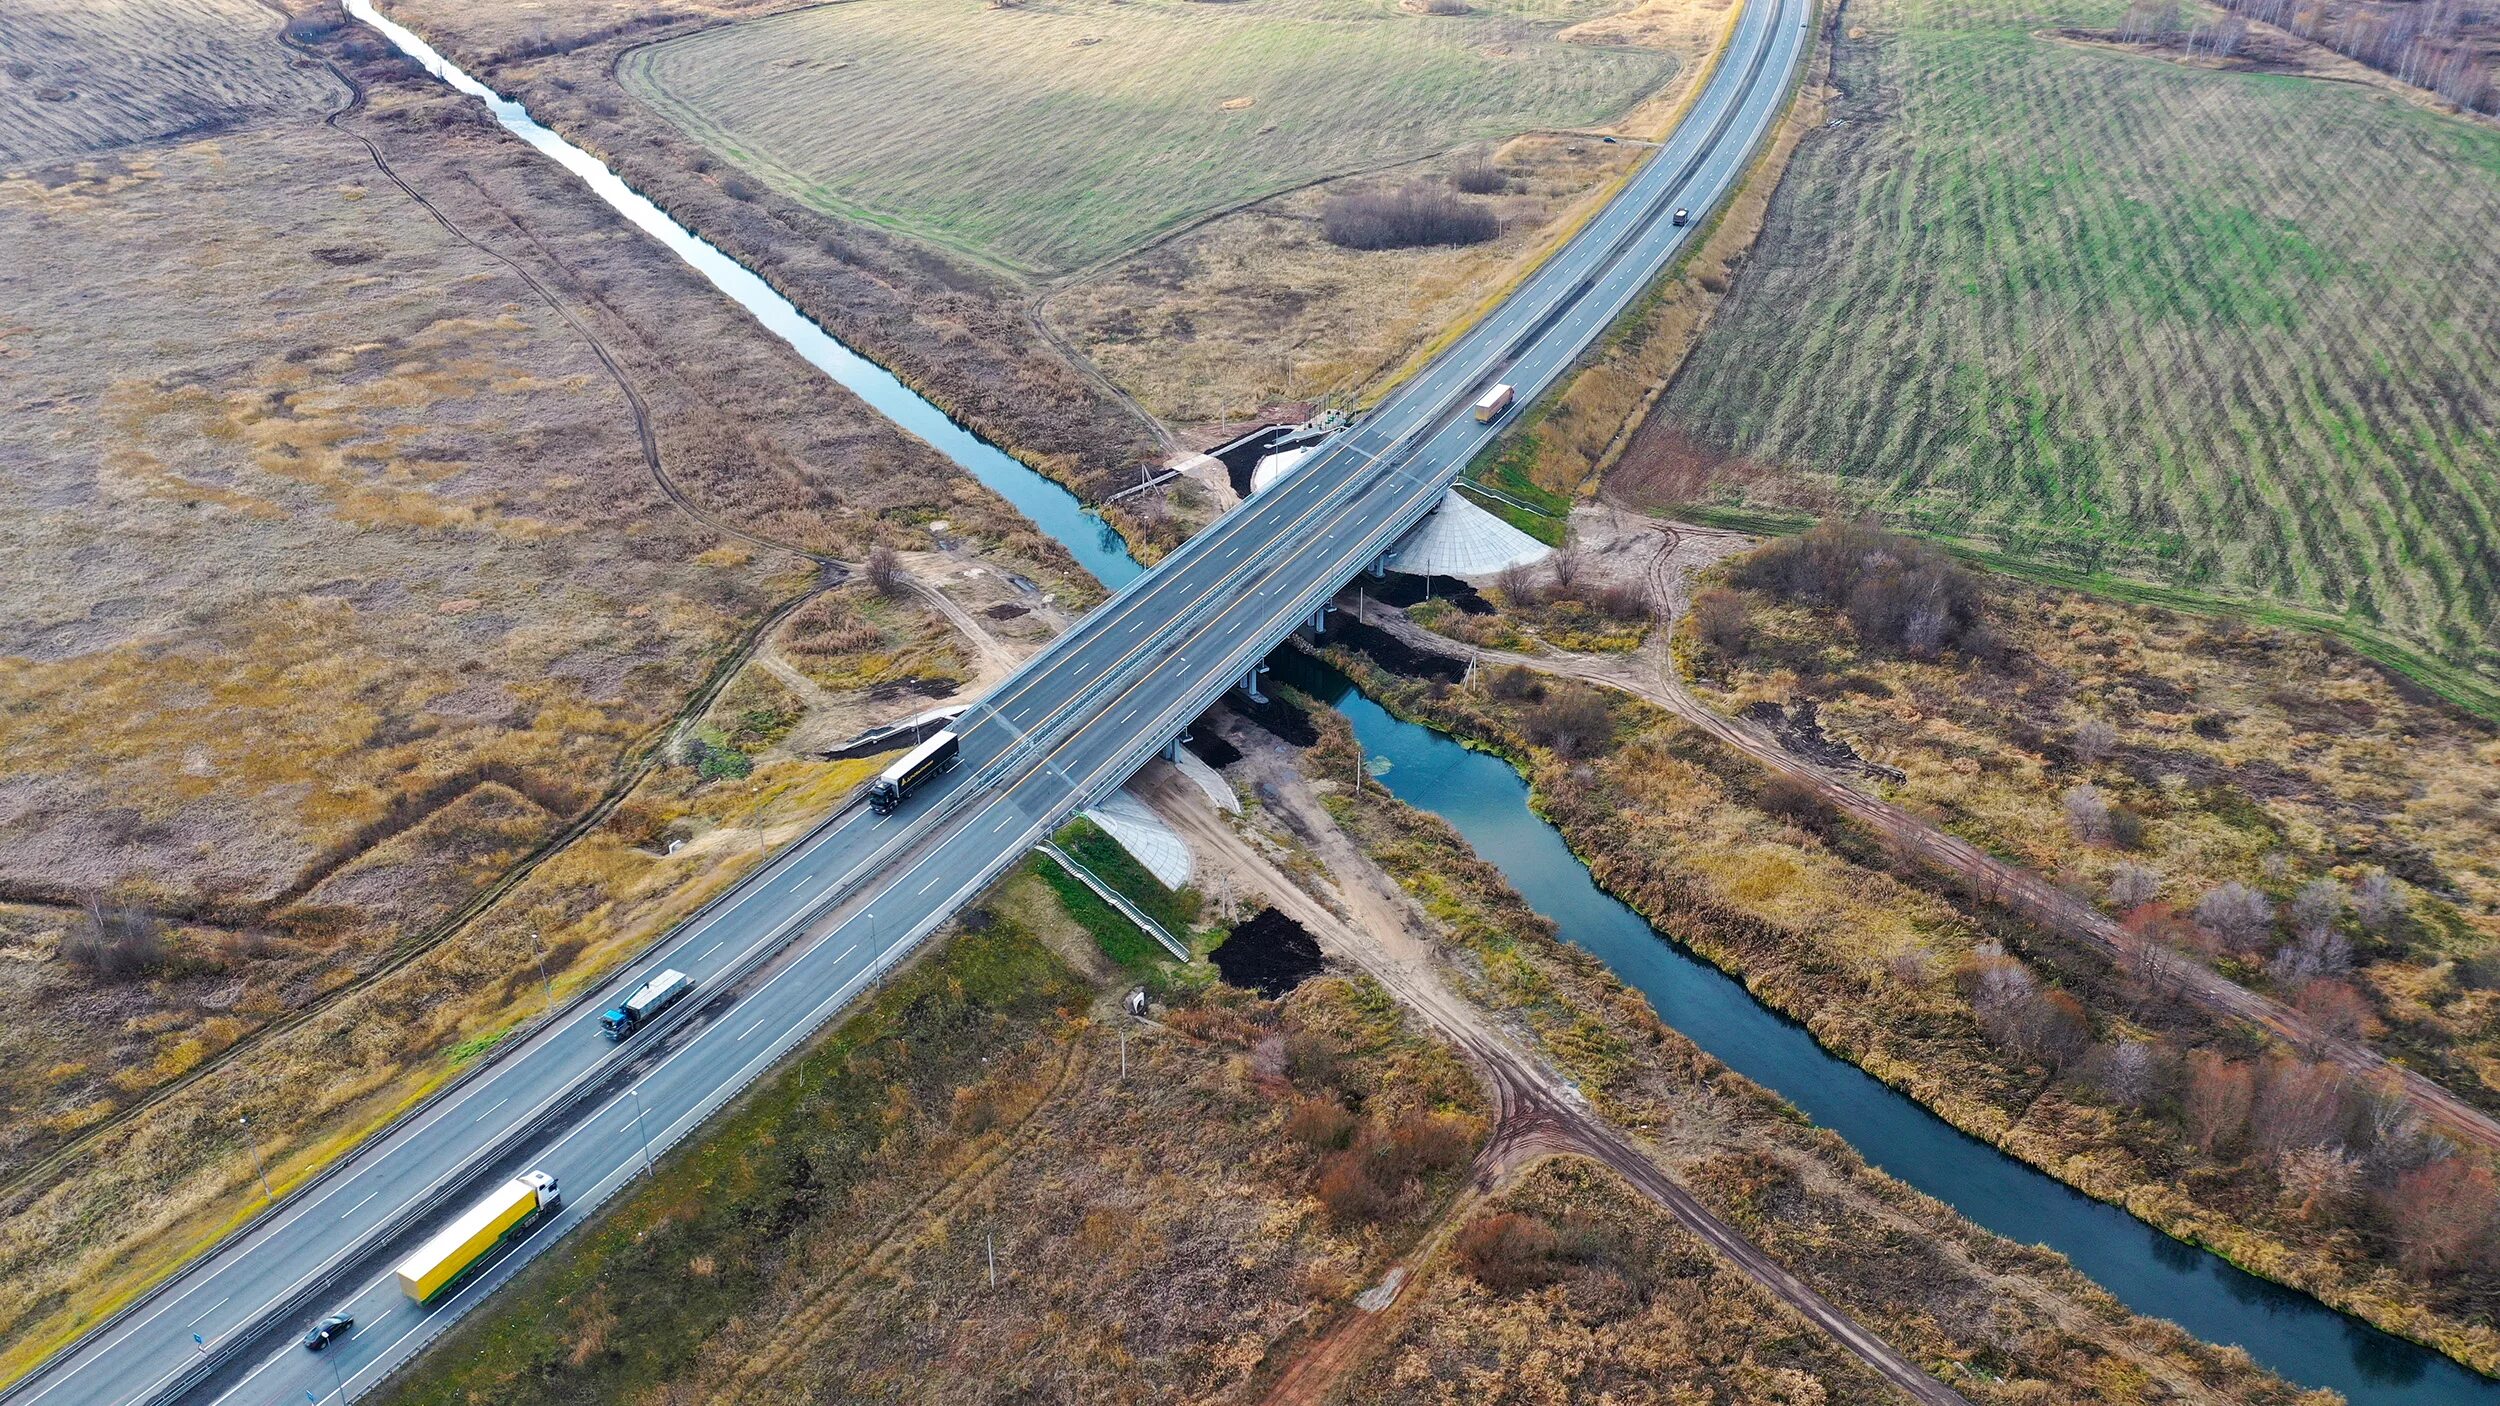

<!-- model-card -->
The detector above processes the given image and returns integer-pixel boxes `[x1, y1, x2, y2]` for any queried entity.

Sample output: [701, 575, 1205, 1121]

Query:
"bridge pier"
[1369, 553, 1391, 579]
[1162, 731, 1192, 764]
[1303, 603, 1336, 639]
[1238, 663, 1271, 704]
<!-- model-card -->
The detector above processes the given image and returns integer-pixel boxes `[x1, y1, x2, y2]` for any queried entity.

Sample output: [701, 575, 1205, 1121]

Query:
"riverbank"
[1313, 620, 2500, 1385]
[1175, 689, 2322, 1404]
[377, 0, 1180, 539]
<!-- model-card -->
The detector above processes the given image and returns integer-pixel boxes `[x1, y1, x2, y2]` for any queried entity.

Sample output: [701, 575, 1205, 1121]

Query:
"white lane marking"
[473, 1097, 506, 1123]
[696, 940, 721, 961]
[340, 1191, 378, 1220]
[991, 810, 1015, 832]
[838, 944, 859, 961]
[188, 1294, 231, 1328]
[917, 868, 947, 895]
[739, 1015, 769, 1041]
[85, 11, 1805, 1398]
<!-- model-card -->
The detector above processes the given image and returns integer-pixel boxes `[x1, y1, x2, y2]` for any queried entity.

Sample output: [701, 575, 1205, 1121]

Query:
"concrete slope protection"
[1, 0, 1811, 1401]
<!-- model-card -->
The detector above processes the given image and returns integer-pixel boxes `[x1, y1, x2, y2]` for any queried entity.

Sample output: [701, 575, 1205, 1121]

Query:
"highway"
[2, 0, 1810, 1400]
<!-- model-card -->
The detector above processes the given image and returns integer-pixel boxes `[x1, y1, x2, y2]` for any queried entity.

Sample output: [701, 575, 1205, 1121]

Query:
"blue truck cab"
[601, 968, 692, 1041]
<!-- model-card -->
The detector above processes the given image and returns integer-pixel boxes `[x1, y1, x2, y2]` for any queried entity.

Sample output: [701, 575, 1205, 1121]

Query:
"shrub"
[1455, 1212, 1558, 1292]
[1691, 588, 1750, 653]
[62, 897, 168, 981]
[1524, 690, 1613, 759]
[1285, 1097, 1358, 1151]
[1322, 186, 1499, 251]
[1486, 664, 1547, 704]
[1450, 154, 1502, 194]
[1731, 521, 1983, 656]
[865, 544, 908, 597]
[1757, 774, 1826, 825]
[1314, 1151, 1388, 1224]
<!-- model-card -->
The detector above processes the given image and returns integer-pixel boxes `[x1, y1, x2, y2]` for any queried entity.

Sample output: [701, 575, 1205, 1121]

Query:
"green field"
[618, 0, 1675, 274]
[1663, 0, 2500, 682]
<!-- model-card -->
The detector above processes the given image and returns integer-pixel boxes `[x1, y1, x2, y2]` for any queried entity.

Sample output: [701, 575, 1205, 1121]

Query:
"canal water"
[354, 5, 2492, 1399]
[340, 0, 1142, 590]
[1268, 648, 2496, 1406]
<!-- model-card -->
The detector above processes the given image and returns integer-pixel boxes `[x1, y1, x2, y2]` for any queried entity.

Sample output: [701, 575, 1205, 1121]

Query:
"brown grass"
[0, 0, 1089, 1377]
[1273, 704, 2324, 1404]
[370, 899, 1486, 1406]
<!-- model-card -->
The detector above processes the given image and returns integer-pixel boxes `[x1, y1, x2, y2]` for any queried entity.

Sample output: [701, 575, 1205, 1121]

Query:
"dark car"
[302, 1313, 354, 1351]
[1672, 208, 1690, 226]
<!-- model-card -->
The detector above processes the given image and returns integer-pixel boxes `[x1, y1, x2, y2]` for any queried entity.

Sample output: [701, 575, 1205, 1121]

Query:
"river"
[353, 5, 2492, 1400]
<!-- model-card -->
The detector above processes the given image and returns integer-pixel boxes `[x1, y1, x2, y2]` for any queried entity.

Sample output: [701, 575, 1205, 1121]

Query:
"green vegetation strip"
[374, 909, 1089, 1406]
[1664, 0, 2500, 686]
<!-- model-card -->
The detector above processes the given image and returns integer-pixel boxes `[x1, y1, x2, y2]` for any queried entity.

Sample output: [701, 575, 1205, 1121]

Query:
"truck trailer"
[394, 1170, 560, 1304]
[1473, 383, 1515, 423]
[868, 729, 961, 814]
[601, 968, 692, 1041]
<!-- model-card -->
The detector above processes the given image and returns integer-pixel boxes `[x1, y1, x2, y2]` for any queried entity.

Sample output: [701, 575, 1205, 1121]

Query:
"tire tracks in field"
[1135, 766, 1971, 1406]
[0, 3, 850, 1207]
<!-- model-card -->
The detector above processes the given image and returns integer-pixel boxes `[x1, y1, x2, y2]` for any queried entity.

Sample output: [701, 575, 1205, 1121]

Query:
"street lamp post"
[240, 1114, 271, 1202]
[531, 927, 551, 1010]
[625, 1087, 656, 1178]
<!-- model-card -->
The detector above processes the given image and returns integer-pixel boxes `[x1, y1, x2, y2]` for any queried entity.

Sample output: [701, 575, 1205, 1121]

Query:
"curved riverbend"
[352, 1, 2489, 1399]
[343, 0, 1142, 588]
[1270, 648, 2500, 1406]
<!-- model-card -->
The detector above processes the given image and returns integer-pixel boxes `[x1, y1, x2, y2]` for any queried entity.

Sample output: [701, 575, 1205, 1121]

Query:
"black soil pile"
[1365, 573, 1493, 615]
[1740, 700, 1904, 782]
[1233, 689, 1319, 747]
[1187, 730, 1243, 769]
[1334, 618, 1465, 683]
[1210, 907, 1325, 997]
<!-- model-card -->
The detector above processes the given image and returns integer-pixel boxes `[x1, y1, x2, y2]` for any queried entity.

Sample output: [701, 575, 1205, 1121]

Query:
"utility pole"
[240, 1114, 271, 1202]
[986, 1228, 997, 1290]
[1119, 1023, 1128, 1080]
[531, 927, 551, 1011]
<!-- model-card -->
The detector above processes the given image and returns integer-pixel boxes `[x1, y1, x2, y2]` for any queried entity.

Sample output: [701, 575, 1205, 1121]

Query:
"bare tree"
[1547, 547, 1585, 594]
[2194, 881, 2275, 954]
[2276, 1144, 2362, 1225]
[2354, 868, 2401, 932]
[2252, 1055, 2348, 1155]
[65, 894, 168, 980]
[2063, 783, 2112, 843]
[2268, 926, 2353, 987]
[2184, 1052, 2255, 1158]
[2073, 717, 2119, 764]
[2290, 877, 2346, 941]
[2096, 1039, 2161, 1108]
[1495, 561, 1542, 608]
[1886, 941, 1937, 989]
[2108, 861, 2163, 911]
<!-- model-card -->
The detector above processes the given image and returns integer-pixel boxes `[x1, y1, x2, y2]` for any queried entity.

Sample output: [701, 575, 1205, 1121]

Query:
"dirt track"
[1133, 763, 1972, 1406]
[1355, 599, 2500, 1159]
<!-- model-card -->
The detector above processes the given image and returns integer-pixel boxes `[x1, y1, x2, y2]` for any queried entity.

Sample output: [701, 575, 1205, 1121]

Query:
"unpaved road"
[1131, 762, 1973, 1406]
[1357, 599, 2500, 1159]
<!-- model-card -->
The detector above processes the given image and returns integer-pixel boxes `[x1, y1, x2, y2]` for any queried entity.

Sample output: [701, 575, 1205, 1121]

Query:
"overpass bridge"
[6, 0, 1811, 1400]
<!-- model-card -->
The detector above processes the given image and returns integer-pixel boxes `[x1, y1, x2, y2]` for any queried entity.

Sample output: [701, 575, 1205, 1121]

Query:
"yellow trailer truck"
[394, 1169, 560, 1303]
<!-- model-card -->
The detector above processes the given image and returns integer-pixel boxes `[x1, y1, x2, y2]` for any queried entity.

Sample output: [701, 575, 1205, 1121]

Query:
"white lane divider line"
[188, 1294, 231, 1328]
[697, 940, 721, 961]
[991, 810, 1015, 832]
[917, 868, 946, 895]
[838, 944, 859, 961]
[340, 1191, 378, 1220]
[739, 1015, 769, 1041]
[473, 1097, 507, 1123]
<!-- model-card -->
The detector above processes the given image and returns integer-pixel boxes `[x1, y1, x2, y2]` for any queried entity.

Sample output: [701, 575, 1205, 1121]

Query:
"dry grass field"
[1654, 0, 2500, 685]
[0, 0, 1092, 1375]
[1051, 137, 1650, 428]
[0, 0, 338, 165]
[618, 0, 1680, 275]
[373, 910, 1488, 1406]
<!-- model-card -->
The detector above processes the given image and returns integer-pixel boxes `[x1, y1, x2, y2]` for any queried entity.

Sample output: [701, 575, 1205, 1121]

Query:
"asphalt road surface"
[5, 0, 1809, 1400]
